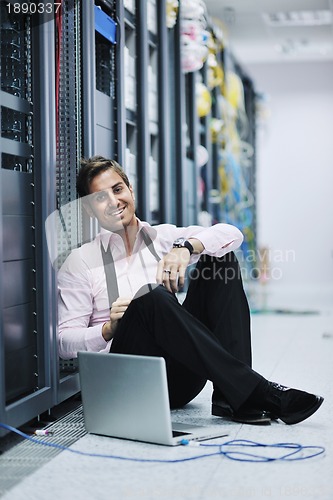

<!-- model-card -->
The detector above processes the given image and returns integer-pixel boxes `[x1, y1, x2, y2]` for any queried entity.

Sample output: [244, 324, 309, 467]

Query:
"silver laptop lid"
[78, 352, 175, 445]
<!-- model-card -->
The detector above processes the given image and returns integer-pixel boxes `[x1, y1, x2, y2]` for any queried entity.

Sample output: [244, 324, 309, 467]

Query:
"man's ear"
[130, 184, 135, 201]
[82, 197, 95, 218]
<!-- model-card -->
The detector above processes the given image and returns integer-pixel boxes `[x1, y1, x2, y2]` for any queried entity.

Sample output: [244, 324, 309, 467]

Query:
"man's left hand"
[156, 247, 191, 293]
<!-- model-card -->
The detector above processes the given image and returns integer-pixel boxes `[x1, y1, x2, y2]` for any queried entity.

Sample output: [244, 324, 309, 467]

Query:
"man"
[58, 155, 323, 425]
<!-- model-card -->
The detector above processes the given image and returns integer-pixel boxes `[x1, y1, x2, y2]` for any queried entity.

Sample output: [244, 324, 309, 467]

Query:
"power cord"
[0, 422, 325, 464]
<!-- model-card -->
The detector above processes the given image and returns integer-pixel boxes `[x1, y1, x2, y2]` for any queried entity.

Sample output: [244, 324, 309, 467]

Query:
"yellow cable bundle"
[206, 32, 224, 90]
[196, 82, 212, 117]
[218, 163, 229, 196]
[225, 71, 245, 112]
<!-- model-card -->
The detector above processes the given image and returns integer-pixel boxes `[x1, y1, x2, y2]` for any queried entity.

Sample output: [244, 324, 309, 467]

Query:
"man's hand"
[156, 247, 191, 293]
[102, 297, 132, 341]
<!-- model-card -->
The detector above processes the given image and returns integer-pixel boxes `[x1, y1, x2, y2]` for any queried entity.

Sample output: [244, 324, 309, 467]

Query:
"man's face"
[85, 169, 136, 233]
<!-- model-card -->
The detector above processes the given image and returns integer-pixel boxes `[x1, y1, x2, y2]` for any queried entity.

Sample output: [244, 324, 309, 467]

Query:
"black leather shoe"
[264, 382, 324, 425]
[212, 400, 271, 425]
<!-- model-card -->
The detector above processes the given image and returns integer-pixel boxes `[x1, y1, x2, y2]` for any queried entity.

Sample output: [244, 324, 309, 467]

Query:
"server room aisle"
[1, 292, 332, 500]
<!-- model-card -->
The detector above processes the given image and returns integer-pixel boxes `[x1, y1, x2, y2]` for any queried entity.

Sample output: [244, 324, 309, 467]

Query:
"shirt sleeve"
[169, 223, 244, 257]
[57, 250, 110, 359]
[189, 223, 244, 256]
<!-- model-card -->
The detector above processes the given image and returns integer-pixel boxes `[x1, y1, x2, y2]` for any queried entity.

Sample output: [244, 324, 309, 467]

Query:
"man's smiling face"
[85, 168, 136, 233]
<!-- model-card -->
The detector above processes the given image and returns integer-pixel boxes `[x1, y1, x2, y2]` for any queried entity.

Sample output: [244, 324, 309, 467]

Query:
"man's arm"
[57, 250, 110, 359]
[182, 223, 244, 256]
[156, 223, 243, 293]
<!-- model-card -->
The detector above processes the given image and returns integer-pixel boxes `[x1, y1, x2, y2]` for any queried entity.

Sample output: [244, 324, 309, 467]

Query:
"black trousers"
[110, 252, 265, 411]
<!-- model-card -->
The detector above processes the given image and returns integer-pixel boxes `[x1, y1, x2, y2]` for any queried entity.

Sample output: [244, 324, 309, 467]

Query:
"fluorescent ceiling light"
[263, 10, 333, 27]
[275, 38, 333, 56]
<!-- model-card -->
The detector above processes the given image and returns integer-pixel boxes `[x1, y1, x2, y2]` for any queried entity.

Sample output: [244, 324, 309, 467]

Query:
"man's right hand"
[102, 297, 132, 341]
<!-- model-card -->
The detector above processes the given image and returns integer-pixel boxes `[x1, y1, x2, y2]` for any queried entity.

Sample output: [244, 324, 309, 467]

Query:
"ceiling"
[204, 0, 333, 64]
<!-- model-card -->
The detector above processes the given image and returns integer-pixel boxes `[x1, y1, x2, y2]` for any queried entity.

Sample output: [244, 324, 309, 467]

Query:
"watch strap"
[173, 238, 194, 255]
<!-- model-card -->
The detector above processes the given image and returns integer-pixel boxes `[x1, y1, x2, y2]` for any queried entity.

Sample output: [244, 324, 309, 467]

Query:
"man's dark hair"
[77, 156, 130, 197]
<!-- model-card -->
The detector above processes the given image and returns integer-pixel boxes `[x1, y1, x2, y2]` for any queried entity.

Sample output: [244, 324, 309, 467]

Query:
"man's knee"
[133, 283, 175, 304]
[133, 283, 160, 300]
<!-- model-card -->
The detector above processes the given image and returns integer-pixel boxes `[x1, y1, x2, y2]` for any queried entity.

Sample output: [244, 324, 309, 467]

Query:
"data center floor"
[1, 285, 333, 500]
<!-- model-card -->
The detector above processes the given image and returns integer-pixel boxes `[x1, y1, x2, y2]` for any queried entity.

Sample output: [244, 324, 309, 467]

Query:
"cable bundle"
[180, 0, 210, 73]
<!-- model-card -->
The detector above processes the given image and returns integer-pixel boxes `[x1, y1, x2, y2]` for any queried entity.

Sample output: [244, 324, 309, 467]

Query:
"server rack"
[214, 48, 258, 273]
[117, 0, 176, 225]
[199, 61, 213, 217]
[156, 0, 172, 223]
[146, 0, 159, 224]
[172, 7, 187, 226]
[0, 4, 57, 434]
[185, 71, 199, 225]
[94, 1, 117, 159]
[55, 0, 84, 402]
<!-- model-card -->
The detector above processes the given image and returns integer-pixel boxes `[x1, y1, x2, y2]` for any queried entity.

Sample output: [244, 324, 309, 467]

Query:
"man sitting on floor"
[57, 156, 324, 425]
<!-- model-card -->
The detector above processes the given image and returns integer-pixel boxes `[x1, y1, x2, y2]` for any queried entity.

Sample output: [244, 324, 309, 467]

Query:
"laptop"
[78, 351, 228, 446]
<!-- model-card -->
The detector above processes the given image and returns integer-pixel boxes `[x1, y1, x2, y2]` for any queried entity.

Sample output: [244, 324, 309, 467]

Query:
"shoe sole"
[279, 396, 324, 425]
[232, 415, 271, 425]
[212, 404, 272, 425]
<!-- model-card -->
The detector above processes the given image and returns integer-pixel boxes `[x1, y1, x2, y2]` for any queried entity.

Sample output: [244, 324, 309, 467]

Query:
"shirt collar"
[138, 220, 157, 241]
[97, 218, 157, 251]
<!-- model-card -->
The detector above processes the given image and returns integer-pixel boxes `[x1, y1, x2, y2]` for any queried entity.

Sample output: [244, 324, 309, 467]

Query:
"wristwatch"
[172, 237, 194, 255]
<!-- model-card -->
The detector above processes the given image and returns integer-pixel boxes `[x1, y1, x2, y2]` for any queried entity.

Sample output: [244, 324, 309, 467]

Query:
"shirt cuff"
[194, 226, 243, 255]
[85, 324, 110, 351]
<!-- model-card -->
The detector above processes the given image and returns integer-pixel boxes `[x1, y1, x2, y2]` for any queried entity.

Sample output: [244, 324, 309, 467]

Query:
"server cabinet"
[55, 0, 85, 402]
[116, 0, 183, 225]
[199, 61, 213, 216]
[0, 4, 57, 434]
[168, 4, 187, 226]
[184, 71, 199, 226]
[55, 0, 118, 402]
[94, 1, 117, 159]
[117, 0, 155, 223]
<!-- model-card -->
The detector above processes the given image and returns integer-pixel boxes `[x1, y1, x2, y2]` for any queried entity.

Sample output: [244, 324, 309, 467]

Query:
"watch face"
[173, 237, 186, 246]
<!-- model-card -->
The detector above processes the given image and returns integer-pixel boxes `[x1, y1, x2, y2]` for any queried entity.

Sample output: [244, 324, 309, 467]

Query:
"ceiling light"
[275, 38, 332, 56]
[262, 10, 333, 27]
